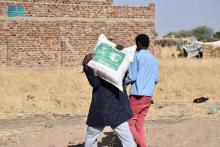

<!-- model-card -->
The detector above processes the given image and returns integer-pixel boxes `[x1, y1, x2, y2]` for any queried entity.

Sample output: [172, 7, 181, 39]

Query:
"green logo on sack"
[92, 43, 125, 71]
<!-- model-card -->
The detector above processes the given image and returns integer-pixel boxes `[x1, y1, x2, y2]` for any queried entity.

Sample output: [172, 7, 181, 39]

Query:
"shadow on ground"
[68, 132, 122, 147]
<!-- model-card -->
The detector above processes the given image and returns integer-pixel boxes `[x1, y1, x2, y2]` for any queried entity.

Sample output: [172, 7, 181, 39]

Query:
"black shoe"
[193, 97, 209, 103]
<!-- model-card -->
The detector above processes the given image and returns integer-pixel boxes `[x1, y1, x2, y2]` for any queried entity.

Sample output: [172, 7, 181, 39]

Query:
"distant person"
[124, 34, 159, 147]
[82, 45, 136, 147]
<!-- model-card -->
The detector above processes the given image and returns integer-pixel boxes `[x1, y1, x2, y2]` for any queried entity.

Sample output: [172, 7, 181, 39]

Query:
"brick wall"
[0, 0, 113, 5]
[0, 1, 155, 67]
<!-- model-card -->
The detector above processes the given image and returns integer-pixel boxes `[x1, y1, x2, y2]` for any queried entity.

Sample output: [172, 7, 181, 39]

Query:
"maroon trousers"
[128, 95, 152, 147]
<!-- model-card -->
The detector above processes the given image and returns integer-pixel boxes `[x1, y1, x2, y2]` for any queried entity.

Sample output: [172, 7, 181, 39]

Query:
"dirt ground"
[0, 112, 220, 147]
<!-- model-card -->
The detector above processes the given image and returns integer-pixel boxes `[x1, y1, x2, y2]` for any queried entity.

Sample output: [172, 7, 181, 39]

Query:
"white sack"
[88, 34, 136, 91]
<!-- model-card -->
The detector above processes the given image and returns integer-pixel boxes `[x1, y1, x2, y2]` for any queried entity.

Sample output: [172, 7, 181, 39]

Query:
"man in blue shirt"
[124, 34, 159, 147]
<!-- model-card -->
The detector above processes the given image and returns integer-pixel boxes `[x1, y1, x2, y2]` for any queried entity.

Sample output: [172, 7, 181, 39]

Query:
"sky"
[113, 0, 220, 37]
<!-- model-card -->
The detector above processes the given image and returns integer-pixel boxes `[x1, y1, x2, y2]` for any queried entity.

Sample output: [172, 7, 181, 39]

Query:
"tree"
[191, 26, 214, 42]
[164, 26, 215, 42]
[213, 32, 220, 40]
[176, 30, 191, 38]
[165, 32, 177, 37]
[165, 30, 191, 38]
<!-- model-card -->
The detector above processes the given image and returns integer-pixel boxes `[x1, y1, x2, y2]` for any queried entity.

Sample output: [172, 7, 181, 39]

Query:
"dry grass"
[156, 58, 220, 100]
[149, 58, 220, 120]
[0, 68, 92, 119]
[0, 58, 220, 120]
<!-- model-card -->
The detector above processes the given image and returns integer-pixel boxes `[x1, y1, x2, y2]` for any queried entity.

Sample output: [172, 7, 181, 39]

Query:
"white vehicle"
[179, 41, 204, 58]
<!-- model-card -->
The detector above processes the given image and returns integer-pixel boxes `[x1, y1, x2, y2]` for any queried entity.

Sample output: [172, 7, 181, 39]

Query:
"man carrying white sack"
[82, 45, 136, 147]
[124, 34, 159, 147]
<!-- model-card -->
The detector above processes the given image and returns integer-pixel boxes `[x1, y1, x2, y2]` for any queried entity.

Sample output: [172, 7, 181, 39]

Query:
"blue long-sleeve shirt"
[124, 49, 159, 96]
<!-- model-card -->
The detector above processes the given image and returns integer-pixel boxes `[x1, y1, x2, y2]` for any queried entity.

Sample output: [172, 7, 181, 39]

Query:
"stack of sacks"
[208, 41, 220, 58]
[203, 44, 214, 58]
[207, 41, 220, 47]
[204, 41, 220, 58]
[88, 34, 136, 91]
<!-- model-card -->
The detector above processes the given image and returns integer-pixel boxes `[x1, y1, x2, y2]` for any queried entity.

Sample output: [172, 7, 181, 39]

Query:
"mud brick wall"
[0, 0, 155, 67]
[0, 0, 113, 5]
[203, 45, 220, 58]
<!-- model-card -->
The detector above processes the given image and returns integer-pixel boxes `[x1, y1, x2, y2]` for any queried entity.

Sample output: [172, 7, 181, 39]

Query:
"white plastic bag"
[88, 34, 136, 91]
